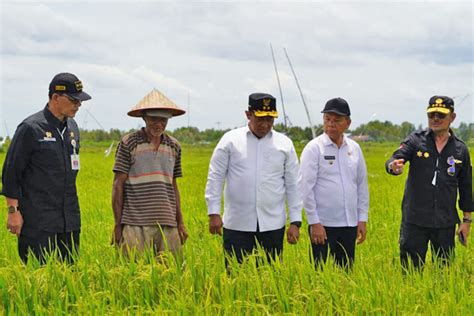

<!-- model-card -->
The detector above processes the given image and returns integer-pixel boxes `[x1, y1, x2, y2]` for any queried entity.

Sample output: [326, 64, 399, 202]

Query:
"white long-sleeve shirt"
[205, 126, 302, 232]
[298, 133, 369, 227]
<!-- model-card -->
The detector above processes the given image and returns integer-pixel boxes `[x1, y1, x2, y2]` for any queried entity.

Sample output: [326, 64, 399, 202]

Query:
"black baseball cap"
[49, 73, 91, 101]
[248, 93, 278, 118]
[321, 97, 351, 116]
[427, 96, 454, 114]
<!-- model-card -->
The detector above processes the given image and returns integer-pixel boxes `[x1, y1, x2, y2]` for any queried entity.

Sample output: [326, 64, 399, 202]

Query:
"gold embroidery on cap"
[432, 98, 445, 108]
[55, 85, 66, 91]
[74, 81, 83, 91]
[262, 98, 272, 110]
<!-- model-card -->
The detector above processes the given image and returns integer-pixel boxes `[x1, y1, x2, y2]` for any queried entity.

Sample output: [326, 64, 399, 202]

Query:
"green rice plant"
[0, 143, 472, 314]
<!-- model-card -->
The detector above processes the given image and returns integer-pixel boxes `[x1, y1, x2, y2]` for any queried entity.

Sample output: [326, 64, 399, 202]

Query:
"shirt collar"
[426, 128, 455, 140]
[245, 125, 273, 139]
[140, 127, 168, 143]
[43, 104, 67, 130]
[322, 132, 347, 147]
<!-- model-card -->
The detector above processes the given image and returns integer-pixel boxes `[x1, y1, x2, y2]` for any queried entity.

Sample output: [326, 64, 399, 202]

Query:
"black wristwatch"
[290, 221, 302, 228]
[7, 205, 19, 214]
[463, 217, 472, 223]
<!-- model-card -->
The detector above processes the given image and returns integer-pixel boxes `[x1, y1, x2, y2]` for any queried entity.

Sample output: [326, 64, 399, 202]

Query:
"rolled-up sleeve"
[1, 123, 35, 199]
[298, 143, 321, 225]
[205, 136, 230, 215]
[385, 135, 416, 175]
[113, 139, 131, 174]
[284, 144, 302, 223]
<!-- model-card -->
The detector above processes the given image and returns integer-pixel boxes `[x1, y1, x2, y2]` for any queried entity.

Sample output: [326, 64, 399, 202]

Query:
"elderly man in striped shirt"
[112, 90, 188, 258]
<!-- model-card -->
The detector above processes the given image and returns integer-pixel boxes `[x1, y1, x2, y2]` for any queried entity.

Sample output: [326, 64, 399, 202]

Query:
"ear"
[450, 112, 456, 123]
[245, 111, 251, 120]
[346, 117, 352, 129]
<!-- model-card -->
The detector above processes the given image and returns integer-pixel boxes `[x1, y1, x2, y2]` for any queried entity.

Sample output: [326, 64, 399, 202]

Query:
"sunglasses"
[447, 157, 456, 176]
[427, 112, 448, 120]
[62, 94, 81, 105]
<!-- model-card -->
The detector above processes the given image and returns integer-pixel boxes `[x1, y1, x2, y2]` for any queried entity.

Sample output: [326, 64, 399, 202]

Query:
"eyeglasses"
[62, 94, 81, 105]
[323, 117, 347, 126]
[427, 112, 448, 120]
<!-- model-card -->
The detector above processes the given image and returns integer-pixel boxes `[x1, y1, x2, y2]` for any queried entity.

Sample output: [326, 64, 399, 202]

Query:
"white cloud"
[0, 0, 472, 135]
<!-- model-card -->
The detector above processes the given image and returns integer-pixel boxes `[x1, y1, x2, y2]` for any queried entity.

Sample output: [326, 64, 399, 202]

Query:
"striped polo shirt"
[113, 129, 182, 226]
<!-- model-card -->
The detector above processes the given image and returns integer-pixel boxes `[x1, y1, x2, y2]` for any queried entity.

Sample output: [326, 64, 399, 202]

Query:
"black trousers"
[18, 230, 80, 264]
[223, 226, 285, 266]
[399, 221, 455, 269]
[310, 226, 357, 269]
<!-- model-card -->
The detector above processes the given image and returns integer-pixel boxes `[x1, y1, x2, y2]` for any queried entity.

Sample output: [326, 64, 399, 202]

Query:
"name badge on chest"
[324, 155, 336, 165]
[70, 139, 80, 170]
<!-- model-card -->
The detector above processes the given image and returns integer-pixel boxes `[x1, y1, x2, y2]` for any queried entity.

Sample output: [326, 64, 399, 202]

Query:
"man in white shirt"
[205, 93, 302, 266]
[298, 98, 369, 269]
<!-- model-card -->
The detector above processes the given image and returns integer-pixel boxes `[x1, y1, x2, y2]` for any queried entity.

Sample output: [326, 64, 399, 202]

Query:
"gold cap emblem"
[262, 98, 272, 110]
[74, 81, 83, 91]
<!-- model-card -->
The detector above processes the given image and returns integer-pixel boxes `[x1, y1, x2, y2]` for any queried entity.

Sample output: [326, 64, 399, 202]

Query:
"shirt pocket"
[345, 153, 359, 182]
[36, 141, 62, 168]
[318, 154, 337, 177]
[263, 148, 286, 176]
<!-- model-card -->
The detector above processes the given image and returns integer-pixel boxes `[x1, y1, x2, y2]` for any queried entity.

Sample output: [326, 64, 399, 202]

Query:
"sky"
[0, 0, 473, 136]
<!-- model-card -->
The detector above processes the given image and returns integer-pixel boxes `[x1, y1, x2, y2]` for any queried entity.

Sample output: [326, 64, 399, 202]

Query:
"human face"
[143, 115, 168, 138]
[246, 111, 274, 138]
[323, 112, 351, 143]
[50, 93, 82, 120]
[428, 111, 455, 135]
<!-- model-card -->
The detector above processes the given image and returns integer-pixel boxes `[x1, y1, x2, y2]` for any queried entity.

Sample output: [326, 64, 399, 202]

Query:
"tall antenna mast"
[270, 43, 288, 131]
[284, 47, 316, 139]
[455, 93, 470, 108]
[85, 108, 106, 130]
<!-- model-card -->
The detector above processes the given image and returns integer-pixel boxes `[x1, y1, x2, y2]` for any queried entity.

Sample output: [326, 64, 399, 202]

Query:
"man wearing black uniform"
[386, 96, 472, 269]
[2, 73, 91, 263]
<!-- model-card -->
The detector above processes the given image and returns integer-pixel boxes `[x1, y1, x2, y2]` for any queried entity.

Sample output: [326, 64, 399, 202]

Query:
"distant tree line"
[1, 122, 471, 152]
[74, 121, 473, 144]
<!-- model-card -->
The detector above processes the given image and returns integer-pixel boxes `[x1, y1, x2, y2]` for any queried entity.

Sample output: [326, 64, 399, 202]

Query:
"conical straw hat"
[128, 89, 186, 117]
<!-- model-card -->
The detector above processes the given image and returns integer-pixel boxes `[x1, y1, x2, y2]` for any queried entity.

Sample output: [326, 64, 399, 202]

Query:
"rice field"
[0, 142, 473, 315]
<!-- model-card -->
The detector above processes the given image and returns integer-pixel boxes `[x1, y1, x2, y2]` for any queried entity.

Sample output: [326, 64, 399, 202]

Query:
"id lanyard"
[57, 125, 80, 170]
[56, 126, 67, 141]
[431, 158, 438, 186]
